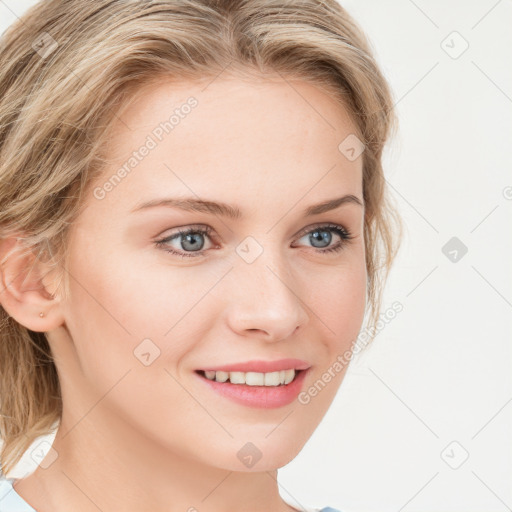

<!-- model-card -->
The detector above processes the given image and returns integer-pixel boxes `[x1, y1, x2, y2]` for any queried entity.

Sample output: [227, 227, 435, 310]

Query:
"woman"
[0, 1, 402, 510]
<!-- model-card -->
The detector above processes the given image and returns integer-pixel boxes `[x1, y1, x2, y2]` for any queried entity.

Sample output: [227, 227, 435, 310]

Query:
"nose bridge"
[224, 237, 309, 340]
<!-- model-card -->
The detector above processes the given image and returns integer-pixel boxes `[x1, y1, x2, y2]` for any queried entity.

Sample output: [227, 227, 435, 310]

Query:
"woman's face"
[55, 73, 367, 470]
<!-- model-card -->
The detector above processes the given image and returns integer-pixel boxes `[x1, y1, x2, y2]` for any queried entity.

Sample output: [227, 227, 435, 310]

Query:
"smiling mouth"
[195, 369, 304, 386]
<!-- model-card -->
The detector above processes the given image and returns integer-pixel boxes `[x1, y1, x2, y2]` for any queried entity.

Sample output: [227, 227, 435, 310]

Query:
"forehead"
[114, 73, 359, 141]
[94, 74, 363, 212]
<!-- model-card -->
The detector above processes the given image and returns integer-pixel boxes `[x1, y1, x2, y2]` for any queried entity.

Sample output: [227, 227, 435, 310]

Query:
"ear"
[0, 234, 65, 332]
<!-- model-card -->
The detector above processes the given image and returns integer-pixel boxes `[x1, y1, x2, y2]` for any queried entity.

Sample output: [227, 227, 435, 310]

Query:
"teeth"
[202, 369, 296, 386]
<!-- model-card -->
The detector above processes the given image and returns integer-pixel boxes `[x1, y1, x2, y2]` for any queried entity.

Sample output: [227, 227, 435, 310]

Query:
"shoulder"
[0, 476, 37, 511]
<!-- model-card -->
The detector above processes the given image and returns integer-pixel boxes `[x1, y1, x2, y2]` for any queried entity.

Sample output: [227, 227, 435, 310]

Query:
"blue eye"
[155, 225, 215, 259]
[155, 223, 353, 259]
[295, 223, 353, 254]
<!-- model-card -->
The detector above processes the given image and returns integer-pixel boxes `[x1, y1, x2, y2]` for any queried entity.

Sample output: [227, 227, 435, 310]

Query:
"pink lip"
[198, 358, 311, 373]
[196, 368, 310, 409]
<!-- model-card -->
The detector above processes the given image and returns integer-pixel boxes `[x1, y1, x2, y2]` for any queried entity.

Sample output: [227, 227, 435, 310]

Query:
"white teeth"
[265, 371, 281, 386]
[202, 369, 297, 386]
[283, 369, 295, 385]
[229, 371, 245, 384]
[245, 372, 264, 386]
[215, 370, 229, 382]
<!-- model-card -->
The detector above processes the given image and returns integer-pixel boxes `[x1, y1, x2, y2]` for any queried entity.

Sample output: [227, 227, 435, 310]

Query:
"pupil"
[311, 230, 331, 248]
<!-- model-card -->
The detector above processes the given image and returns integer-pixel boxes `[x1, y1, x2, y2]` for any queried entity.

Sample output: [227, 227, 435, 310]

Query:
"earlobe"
[0, 235, 64, 332]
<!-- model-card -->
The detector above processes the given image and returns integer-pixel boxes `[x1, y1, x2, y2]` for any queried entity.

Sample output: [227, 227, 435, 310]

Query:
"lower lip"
[195, 369, 310, 409]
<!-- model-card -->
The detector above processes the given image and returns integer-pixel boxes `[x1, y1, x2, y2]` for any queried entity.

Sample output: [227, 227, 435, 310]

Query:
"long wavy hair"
[0, 0, 402, 476]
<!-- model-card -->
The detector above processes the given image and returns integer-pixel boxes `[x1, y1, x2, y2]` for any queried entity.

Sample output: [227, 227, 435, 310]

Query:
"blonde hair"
[0, 0, 402, 476]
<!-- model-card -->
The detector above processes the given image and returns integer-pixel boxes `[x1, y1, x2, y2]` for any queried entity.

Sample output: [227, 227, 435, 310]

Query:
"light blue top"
[0, 476, 342, 511]
[0, 478, 36, 511]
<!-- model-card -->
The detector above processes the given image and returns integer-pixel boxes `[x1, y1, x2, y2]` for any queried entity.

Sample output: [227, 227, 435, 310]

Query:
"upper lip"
[198, 358, 311, 373]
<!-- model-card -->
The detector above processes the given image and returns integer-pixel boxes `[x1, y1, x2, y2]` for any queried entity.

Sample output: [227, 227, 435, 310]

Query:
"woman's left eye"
[154, 223, 353, 259]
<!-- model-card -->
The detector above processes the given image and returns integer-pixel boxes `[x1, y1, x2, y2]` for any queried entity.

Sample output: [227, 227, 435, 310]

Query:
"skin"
[0, 72, 367, 512]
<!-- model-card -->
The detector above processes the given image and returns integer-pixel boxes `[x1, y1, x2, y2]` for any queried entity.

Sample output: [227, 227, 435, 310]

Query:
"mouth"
[194, 367, 310, 409]
[195, 368, 305, 386]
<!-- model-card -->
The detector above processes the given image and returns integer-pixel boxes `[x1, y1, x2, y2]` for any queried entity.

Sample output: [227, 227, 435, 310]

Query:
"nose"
[224, 253, 309, 343]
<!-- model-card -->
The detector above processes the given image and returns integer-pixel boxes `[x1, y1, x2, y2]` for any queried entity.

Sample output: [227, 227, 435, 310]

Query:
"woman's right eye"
[154, 226, 215, 259]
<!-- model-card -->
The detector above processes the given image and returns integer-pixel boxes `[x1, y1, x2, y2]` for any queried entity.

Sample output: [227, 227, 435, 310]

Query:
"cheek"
[62, 250, 204, 436]
[63, 238, 222, 382]
[300, 255, 367, 347]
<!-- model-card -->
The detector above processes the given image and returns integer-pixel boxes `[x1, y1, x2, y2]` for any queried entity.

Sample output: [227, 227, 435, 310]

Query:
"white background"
[1, 1, 511, 511]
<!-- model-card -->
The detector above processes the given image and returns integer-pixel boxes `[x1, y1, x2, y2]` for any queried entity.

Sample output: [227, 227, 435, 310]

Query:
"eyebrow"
[130, 194, 363, 219]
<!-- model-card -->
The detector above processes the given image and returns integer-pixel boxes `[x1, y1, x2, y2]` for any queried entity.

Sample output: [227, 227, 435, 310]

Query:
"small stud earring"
[39, 312, 45, 318]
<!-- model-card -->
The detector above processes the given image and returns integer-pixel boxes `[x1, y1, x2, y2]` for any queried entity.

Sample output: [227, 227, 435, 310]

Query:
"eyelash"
[154, 223, 354, 259]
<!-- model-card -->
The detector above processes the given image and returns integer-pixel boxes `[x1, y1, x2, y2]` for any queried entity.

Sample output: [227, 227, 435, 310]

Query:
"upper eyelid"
[160, 222, 346, 235]
[295, 222, 349, 237]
